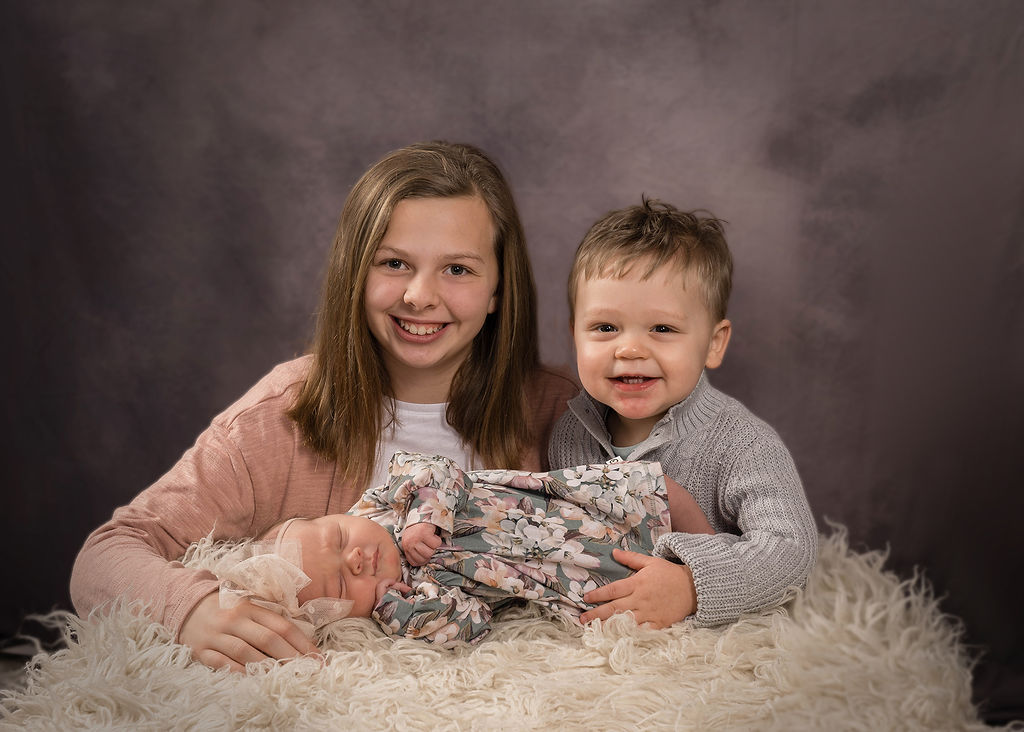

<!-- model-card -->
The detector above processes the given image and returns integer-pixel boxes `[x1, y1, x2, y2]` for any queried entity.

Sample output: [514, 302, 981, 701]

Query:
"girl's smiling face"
[363, 194, 500, 404]
[279, 514, 404, 618]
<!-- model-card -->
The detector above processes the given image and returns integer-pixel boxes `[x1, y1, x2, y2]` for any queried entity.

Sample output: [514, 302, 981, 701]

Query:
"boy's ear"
[704, 319, 731, 369]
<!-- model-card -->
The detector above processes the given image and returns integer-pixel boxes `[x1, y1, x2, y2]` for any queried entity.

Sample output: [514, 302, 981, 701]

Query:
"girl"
[70, 141, 578, 672]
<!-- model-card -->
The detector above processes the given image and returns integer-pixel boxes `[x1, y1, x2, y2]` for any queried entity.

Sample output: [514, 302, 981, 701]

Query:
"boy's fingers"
[583, 576, 632, 604]
[611, 548, 652, 569]
[581, 597, 637, 624]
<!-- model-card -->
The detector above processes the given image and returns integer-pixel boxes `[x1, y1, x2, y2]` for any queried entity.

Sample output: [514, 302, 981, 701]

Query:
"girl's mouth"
[394, 317, 446, 336]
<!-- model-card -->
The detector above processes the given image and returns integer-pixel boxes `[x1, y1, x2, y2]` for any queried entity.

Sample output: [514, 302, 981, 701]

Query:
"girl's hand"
[402, 522, 442, 565]
[579, 549, 697, 628]
[179, 592, 319, 672]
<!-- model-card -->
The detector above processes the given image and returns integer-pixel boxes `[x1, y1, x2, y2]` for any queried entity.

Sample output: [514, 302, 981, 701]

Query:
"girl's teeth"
[399, 320, 443, 336]
[621, 376, 647, 384]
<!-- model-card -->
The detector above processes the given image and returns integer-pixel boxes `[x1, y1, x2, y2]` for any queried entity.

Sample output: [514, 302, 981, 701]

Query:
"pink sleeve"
[70, 422, 262, 639]
[69, 358, 348, 639]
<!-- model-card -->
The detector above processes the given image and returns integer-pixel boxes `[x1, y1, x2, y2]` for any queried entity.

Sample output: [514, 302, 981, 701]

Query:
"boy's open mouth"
[394, 317, 446, 336]
[613, 375, 655, 385]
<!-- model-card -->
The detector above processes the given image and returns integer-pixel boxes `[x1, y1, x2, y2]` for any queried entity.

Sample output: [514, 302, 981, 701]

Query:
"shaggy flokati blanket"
[0, 529, 1005, 730]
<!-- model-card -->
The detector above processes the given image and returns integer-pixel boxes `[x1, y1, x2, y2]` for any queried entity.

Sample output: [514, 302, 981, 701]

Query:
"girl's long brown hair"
[288, 141, 539, 492]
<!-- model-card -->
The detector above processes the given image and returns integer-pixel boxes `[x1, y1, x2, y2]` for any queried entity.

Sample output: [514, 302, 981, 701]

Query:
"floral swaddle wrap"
[350, 452, 672, 647]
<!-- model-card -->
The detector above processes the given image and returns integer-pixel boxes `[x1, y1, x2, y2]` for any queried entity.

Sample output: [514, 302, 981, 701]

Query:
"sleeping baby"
[217, 451, 712, 647]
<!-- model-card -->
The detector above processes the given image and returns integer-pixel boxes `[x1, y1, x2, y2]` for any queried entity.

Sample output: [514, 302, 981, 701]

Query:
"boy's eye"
[596, 324, 617, 333]
[652, 325, 675, 333]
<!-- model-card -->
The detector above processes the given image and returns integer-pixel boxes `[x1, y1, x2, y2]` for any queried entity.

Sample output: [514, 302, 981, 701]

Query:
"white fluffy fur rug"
[0, 528, 1003, 731]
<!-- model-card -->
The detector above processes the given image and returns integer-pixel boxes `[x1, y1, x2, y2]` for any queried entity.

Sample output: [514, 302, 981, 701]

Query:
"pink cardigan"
[70, 356, 578, 638]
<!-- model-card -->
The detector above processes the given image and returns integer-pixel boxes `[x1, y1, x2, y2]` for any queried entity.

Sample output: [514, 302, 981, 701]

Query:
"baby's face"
[280, 514, 403, 618]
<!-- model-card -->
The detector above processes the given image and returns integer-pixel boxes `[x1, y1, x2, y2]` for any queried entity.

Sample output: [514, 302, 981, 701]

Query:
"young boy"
[214, 451, 714, 648]
[548, 198, 818, 629]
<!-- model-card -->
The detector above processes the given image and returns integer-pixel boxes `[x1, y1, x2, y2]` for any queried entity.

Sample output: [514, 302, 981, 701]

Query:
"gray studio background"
[4, 1, 1022, 721]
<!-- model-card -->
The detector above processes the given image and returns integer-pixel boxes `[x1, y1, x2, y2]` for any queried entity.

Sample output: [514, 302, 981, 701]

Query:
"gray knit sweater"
[548, 372, 818, 627]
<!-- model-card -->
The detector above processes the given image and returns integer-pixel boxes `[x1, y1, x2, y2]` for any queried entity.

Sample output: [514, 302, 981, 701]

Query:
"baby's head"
[262, 513, 404, 618]
[568, 198, 734, 444]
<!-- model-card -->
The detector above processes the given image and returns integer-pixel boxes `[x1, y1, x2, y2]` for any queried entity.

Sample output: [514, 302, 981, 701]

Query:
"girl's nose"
[403, 274, 439, 310]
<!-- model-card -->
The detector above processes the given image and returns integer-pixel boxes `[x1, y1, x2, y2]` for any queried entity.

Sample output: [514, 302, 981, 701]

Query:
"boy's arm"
[579, 474, 712, 626]
[583, 433, 816, 628]
[581, 550, 698, 627]
[658, 434, 817, 627]
[664, 475, 714, 535]
[372, 573, 492, 647]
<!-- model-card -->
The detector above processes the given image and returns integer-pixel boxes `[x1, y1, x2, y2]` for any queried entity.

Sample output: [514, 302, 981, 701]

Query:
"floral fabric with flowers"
[348, 451, 672, 647]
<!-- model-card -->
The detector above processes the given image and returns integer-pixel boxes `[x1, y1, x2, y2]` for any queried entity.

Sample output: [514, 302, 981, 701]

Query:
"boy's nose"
[615, 341, 647, 359]
[403, 274, 439, 310]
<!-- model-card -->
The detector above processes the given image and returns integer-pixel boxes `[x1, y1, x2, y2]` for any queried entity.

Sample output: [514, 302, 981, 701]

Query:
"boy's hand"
[402, 522, 442, 565]
[179, 592, 320, 673]
[580, 549, 697, 628]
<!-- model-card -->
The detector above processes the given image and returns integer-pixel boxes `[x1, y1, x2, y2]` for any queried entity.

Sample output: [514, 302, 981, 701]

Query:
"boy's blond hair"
[568, 197, 733, 324]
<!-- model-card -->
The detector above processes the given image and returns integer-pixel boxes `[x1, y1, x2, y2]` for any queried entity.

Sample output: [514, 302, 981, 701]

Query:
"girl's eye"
[652, 325, 674, 333]
[446, 264, 469, 276]
[384, 259, 405, 270]
[596, 324, 617, 333]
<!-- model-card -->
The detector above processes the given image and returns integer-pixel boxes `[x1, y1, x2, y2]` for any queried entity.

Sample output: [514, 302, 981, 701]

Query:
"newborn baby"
[219, 452, 709, 646]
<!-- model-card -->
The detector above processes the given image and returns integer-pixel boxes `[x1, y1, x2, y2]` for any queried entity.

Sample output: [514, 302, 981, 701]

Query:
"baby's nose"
[347, 546, 364, 575]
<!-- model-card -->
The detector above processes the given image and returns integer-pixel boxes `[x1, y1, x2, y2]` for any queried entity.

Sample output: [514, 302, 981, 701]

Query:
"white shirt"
[370, 400, 477, 490]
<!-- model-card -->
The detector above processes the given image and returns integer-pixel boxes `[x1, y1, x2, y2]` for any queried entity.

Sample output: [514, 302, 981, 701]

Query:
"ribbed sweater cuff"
[654, 532, 746, 627]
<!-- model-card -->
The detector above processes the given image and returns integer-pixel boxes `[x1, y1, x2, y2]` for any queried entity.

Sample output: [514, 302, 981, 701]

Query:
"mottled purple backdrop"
[4, 1, 1022, 720]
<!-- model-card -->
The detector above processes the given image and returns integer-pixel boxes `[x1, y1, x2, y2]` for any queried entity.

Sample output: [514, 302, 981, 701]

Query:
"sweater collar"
[568, 371, 723, 458]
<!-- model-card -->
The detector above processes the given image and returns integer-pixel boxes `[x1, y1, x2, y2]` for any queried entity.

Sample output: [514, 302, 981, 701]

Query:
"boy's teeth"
[399, 319, 443, 336]
[620, 376, 648, 384]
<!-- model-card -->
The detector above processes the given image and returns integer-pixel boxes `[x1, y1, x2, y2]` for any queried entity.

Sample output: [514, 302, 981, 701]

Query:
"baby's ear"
[705, 319, 732, 369]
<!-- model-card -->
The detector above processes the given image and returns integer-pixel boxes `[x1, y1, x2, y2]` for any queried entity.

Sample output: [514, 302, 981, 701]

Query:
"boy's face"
[572, 262, 731, 447]
[281, 514, 404, 618]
